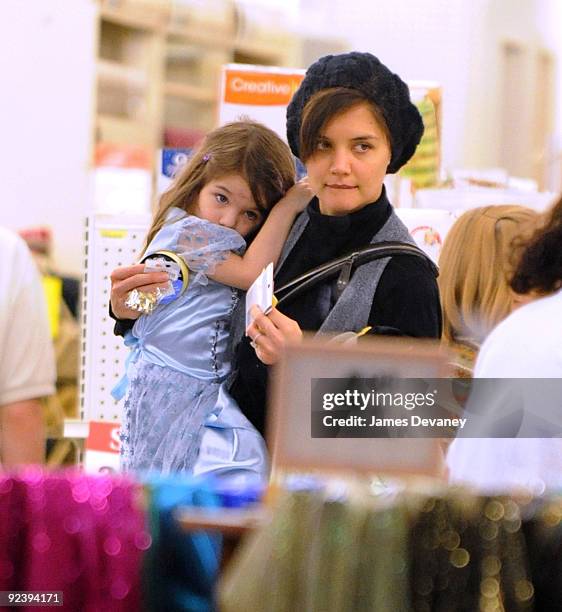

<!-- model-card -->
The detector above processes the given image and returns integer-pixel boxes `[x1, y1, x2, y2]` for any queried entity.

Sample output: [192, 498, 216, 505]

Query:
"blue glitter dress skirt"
[121, 361, 222, 473]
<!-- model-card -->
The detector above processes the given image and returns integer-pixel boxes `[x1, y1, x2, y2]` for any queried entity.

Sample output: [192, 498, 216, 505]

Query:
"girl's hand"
[278, 177, 314, 215]
[246, 306, 303, 365]
[110, 264, 170, 320]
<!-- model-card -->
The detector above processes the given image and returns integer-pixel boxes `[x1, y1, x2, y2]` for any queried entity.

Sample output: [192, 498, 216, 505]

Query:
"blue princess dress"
[116, 208, 268, 480]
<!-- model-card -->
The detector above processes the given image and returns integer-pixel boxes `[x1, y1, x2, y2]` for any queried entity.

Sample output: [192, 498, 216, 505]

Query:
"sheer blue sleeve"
[173, 215, 246, 285]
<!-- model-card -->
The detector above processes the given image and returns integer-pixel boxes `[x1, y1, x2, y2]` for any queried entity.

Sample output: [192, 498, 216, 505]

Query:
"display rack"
[79, 213, 150, 425]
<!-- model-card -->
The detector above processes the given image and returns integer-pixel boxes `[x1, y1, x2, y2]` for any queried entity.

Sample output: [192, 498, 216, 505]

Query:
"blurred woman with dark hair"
[510, 197, 562, 297]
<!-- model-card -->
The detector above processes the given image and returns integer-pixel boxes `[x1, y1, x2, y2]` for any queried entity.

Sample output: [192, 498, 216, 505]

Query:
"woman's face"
[305, 103, 392, 216]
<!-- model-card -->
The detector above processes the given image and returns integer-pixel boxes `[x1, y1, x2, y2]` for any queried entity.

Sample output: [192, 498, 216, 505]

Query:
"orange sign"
[86, 421, 121, 453]
[224, 70, 304, 106]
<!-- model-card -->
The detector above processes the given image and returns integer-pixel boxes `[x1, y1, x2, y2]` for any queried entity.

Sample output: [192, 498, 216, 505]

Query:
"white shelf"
[64, 419, 90, 439]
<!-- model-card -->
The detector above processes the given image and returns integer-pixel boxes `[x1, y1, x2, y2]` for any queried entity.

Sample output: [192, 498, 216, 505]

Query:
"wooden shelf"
[163, 81, 216, 103]
[97, 59, 147, 91]
[99, 4, 167, 32]
[97, 114, 155, 147]
[175, 506, 269, 536]
[167, 25, 235, 52]
[93, 0, 304, 152]
[234, 40, 284, 64]
[166, 43, 201, 63]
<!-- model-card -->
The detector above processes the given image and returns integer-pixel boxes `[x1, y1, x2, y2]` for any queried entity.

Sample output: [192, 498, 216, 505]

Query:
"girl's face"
[305, 103, 392, 216]
[194, 174, 263, 237]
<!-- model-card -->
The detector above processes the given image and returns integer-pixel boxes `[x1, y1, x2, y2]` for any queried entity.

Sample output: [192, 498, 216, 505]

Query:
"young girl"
[113, 120, 311, 475]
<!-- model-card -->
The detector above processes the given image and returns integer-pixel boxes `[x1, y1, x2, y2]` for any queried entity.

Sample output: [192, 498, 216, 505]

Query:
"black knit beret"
[286, 52, 424, 173]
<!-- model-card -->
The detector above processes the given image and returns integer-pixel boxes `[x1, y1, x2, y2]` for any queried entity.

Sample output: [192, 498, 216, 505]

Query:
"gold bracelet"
[149, 250, 189, 296]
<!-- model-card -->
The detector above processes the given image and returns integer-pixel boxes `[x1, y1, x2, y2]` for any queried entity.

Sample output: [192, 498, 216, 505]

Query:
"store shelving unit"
[95, 2, 165, 150]
[93, 0, 303, 155]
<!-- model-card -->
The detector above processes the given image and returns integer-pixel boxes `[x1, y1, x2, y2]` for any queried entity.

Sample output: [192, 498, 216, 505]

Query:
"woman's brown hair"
[439, 205, 539, 345]
[143, 120, 296, 252]
[298, 87, 391, 162]
[511, 195, 562, 295]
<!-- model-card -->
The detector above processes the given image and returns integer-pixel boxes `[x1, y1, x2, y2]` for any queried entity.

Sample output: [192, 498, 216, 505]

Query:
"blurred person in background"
[18, 227, 81, 463]
[447, 194, 562, 491]
[0, 227, 55, 468]
[438, 205, 539, 376]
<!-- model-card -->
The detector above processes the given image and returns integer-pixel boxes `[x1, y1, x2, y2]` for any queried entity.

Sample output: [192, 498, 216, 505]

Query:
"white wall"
[304, 0, 475, 172]
[536, 0, 562, 189]
[300, 0, 562, 188]
[0, 0, 96, 276]
[1, 1, 560, 276]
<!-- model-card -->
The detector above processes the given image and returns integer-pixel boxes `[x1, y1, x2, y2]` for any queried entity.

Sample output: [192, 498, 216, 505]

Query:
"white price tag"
[245, 262, 274, 329]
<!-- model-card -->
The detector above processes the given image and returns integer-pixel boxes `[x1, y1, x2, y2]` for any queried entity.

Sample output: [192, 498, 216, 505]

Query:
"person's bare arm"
[209, 181, 313, 290]
[110, 182, 312, 313]
[0, 399, 45, 467]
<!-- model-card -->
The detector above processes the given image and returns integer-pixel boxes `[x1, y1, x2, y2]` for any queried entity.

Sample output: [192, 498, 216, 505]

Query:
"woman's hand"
[110, 264, 170, 320]
[246, 306, 303, 365]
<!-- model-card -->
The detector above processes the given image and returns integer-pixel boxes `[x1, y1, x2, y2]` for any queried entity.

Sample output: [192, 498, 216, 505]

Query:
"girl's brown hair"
[439, 205, 539, 345]
[299, 87, 391, 162]
[144, 120, 296, 251]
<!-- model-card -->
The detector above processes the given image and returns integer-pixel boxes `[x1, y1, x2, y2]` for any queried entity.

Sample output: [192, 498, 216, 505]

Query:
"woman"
[447, 194, 562, 491]
[236, 52, 441, 435]
[438, 205, 538, 376]
[111, 52, 441, 478]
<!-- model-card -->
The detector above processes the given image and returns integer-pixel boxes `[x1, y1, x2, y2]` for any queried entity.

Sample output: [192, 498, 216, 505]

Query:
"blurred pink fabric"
[0, 469, 150, 611]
